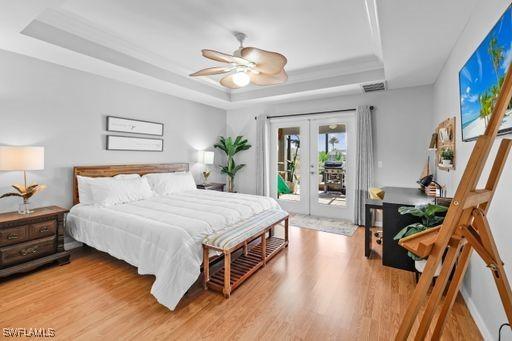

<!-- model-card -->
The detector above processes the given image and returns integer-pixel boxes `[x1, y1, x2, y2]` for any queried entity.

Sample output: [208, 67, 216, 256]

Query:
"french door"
[269, 113, 355, 221]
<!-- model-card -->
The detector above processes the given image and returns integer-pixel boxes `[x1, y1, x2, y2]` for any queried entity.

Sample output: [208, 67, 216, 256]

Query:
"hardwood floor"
[0, 227, 481, 340]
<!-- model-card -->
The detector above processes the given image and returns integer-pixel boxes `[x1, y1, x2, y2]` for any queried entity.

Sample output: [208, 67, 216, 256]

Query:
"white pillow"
[113, 174, 141, 180]
[76, 174, 143, 205]
[143, 172, 196, 195]
[88, 177, 153, 206]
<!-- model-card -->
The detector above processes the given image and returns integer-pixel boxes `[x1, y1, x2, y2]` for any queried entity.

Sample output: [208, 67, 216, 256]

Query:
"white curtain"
[255, 114, 270, 196]
[354, 105, 374, 225]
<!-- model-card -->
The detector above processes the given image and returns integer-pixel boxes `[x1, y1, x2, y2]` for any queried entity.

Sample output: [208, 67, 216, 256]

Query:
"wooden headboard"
[72, 163, 189, 205]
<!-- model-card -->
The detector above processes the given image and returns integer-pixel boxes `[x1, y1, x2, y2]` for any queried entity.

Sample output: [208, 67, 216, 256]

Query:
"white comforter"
[66, 189, 280, 310]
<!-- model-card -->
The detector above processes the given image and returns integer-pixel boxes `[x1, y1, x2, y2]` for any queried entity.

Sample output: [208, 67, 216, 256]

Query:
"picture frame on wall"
[107, 116, 164, 136]
[106, 135, 164, 152]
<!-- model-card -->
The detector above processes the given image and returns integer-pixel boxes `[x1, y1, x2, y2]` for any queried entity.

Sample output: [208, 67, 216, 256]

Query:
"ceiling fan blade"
[220, 73, 243, 89]
[202, 49, 251, 66]
[249, 69, 288, 86]
[241, 47, 287, 75]
[189, 66, 233, 77]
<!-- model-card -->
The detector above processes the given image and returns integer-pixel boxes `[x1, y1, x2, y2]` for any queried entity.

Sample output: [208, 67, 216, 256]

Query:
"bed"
[66, 164, 284, 310]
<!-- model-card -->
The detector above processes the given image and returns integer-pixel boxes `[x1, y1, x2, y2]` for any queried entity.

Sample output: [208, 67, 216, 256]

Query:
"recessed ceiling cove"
[0, 0, 477, 109]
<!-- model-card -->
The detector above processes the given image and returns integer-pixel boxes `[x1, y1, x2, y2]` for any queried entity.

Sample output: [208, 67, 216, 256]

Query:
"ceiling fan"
[190, 32, 288, 89]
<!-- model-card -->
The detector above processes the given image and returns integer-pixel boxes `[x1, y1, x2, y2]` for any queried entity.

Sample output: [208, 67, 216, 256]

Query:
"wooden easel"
[395, 64, 512, 340]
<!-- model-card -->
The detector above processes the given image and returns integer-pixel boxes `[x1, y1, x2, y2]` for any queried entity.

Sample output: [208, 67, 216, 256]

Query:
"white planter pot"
[415, 259, 442, 277]
[441, 159, 452, 167]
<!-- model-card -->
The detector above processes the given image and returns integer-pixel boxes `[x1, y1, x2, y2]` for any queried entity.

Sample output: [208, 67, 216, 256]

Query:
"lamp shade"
[197, 150, 215, 165]
[0, 146, 44, 171]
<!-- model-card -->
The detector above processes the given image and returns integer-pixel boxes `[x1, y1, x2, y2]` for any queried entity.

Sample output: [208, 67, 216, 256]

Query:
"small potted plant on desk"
[393, 203, 448, 279]
[440, 148, 454, 167]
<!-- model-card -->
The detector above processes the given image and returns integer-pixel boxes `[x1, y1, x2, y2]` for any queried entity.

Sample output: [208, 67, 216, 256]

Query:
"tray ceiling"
[0, 0, 478, 109]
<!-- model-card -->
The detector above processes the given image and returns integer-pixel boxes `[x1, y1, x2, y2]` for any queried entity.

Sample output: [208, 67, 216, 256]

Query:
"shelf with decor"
[435, 117, 456, 171]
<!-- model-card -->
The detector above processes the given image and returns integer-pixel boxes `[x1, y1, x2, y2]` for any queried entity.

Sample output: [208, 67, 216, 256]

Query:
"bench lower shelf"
[206, 236, 287, 295]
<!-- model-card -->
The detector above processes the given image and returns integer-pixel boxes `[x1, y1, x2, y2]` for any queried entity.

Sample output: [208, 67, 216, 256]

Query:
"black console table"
[365, 187, 434, 272]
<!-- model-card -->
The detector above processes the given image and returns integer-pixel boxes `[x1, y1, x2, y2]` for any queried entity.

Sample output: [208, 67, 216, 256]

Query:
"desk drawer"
[0, 225, 29, 247]
[29, 220, 57, 239]
[0, 236, 56, 267]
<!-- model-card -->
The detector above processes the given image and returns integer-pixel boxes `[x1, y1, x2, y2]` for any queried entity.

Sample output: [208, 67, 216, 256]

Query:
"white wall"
[227, 86, 434, 195]
[433, 0, 512, 339]
[0, 49, 226, 213]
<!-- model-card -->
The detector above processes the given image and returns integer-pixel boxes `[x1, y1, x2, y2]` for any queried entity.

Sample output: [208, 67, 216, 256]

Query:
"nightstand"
[0, 206, 70, 278]
[197, 183, 225, 192]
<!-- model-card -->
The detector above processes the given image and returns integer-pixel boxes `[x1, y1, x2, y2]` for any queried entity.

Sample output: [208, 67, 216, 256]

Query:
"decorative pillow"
[88, 177, 153, 206]
[143, 172, 196, 195]
[76, 174, 146, 205]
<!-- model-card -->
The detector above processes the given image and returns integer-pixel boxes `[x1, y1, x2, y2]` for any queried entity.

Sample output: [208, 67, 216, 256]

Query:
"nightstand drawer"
[29, 220, 57, 239]
[0, 236, 56, 267]
[0, 225, 29, 247]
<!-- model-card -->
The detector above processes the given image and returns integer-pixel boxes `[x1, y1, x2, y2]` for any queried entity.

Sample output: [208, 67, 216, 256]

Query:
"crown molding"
[364, 0, 384, 61]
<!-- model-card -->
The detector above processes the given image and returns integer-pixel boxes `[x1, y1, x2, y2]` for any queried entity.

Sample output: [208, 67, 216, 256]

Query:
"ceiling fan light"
[232, 71, 250, 87]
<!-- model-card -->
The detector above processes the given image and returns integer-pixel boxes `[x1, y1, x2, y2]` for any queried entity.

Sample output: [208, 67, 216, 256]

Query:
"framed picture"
[107, 116, 164, 136]
[459, 5, 512, 141]
[106, 135, 164, 152]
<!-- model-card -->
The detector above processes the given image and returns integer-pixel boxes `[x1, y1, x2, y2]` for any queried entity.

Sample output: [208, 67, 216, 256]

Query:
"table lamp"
[0, 146, 46, 214]
[198, 150, 214, 185]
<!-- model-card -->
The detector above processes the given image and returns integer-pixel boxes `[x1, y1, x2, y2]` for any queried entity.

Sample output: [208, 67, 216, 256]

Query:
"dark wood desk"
[365, 187, 433, 272]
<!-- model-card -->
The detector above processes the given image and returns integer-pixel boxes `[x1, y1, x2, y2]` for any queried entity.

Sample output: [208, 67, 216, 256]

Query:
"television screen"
[459, 5, 512, 141]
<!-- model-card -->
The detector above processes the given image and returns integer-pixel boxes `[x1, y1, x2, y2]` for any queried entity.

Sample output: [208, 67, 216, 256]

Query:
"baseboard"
[64, 240, 82, 250]
[461, 286, 493, 340]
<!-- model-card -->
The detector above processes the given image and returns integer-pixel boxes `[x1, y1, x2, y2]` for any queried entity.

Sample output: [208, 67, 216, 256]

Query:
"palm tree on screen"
[488, 36, 504, 83]
[479, 92, 492, 127]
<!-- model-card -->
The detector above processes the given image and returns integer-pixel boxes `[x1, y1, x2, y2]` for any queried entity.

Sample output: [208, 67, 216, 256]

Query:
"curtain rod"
[254, 106, 374, 120]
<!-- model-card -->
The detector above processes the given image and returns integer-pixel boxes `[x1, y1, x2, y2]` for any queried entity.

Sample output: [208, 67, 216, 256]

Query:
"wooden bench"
[202, 209, 289, 298]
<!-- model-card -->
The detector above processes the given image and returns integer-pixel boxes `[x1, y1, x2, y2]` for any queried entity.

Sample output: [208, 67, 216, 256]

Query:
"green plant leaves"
[395, 203, 449, 260]
[393, 223, 427, 240]
[424, 203, 448, 216]
[398, 203, 448, 227]
[398, 206, 426, 217]
[215, 135, 251, 181]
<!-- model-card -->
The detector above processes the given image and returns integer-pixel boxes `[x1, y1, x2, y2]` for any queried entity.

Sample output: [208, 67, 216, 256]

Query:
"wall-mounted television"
[459, 5, 512, 142]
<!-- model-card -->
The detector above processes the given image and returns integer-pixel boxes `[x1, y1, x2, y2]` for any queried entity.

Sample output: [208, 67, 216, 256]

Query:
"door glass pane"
[277, 127, 301, 201]
[318, 123, 347, 206]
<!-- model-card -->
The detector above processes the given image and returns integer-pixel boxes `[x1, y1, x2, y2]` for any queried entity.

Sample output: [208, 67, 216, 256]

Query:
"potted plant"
[393, 203, 448, 275]
[214, 136, 251, 192]
[440, 148, 454, 167]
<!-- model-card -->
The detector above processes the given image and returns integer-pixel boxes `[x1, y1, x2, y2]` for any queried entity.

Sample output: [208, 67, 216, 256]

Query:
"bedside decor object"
[197, 150, 214, 185]
[435, 117, 456, 171]
[0, 206, 70, 278]
[0, 146, 46, 214]
[214, 136, 251, 192]
[107, 116, 164, 136]
[107, 135, 163, 152]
